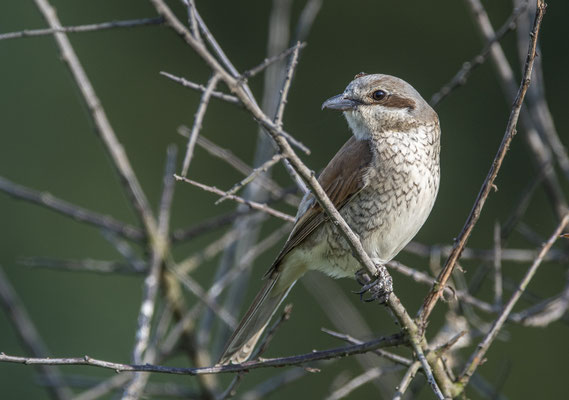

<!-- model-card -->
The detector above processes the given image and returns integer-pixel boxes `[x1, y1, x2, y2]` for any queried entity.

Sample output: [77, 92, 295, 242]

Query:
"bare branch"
[321, 328, 412, 367]
[0, 266, 72, 400]
[459, 211, 569, 384]
[493, 221, 503, 308]
[171, 208, 259, 243]
[241, 42, 307, 81]
[392, 362, 421, 400]
[463, 0, 567, 218]
[429, 2, 528, 106]
[194, 134, 300, 206]
[160, 71, 241, 105]
[0, 333, 406, 375]
[130, 147, 177, 365]
[174, 174, 295, 222]
[0, 17, 164, 41]
[419, 0, 547, 324]
[326, 366, 401, 400]
[20, 257, 137, 275]
[181, 74, 220, 177]
[34, 0, 159, 239]
[0, 176, 144, 241]
[216, 154, 285, 205]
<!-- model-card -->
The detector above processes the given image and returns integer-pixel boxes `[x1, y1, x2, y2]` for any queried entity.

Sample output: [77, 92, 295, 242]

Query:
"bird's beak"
[321, 94, 361, 111]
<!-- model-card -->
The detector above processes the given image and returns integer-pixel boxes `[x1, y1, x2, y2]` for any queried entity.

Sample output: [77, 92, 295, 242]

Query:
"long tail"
[218, 271, 296, 365]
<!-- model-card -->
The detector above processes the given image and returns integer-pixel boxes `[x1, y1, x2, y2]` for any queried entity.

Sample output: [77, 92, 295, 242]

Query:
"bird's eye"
[371, 90, 387, 101]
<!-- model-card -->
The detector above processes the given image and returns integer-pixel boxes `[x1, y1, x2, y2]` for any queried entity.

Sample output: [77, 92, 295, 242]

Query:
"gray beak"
[321, 94, 361, 111]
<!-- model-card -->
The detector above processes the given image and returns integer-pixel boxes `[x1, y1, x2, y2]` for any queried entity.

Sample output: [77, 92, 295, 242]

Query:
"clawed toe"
[353, 266, 393, 303]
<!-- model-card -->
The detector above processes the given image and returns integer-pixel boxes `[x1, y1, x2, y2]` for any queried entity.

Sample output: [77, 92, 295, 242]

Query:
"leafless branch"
[160, 71, 241, 105]
[459, 211, 569, 384]
[215, 154, 285, 205]
[321, 328, 412, 367]
[429, 1, 528, 106]
[181, 74, 221, 177]
[419, 0, 547, 324]
[193, 133, 300, 206]
[0, 266, 72, 400]
[174, 174, 295, 222]
[392, 361, 421, 400]
[20, 257, 137, 275]
[0, 17, 164, 41]
[34, 0, 159, 239]
[241, 42, 307, 81]
[130, 147, 177, 370]
[0, 333, 405, 375]
[326, 366, 401, 400]
[0, 176, 144, 241]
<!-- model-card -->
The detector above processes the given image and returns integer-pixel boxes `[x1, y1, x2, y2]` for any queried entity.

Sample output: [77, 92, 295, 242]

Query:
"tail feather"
[218, 273, 295, 365]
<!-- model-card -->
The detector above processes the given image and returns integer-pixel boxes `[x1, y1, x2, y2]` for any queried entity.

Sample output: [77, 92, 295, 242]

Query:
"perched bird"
[218, 73, 441, 365]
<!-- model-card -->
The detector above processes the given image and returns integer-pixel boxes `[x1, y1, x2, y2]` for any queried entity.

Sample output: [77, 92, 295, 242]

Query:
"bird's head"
[322, 73, 437, 140]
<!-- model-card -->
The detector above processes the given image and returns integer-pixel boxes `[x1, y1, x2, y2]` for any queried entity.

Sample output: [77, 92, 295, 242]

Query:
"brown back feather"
[267, 136, 372, 276]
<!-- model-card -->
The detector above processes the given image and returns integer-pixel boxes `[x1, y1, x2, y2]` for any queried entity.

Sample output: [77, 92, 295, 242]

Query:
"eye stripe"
[382, 94, 415, 110]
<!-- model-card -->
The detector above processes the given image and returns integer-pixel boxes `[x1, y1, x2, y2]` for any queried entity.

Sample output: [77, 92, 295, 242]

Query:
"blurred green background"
[1, 0, 568, 398]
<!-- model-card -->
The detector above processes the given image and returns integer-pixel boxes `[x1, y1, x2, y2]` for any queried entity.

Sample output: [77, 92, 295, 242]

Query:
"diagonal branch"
[0, 176, 144, 241]
[181, 74, 220, 176]
[0, 266, 72, 400]
[458, 211, 569, 385]
[418, 0, 547, 325]
[34, 0, 159, 239]
[174, 174, 295, 222]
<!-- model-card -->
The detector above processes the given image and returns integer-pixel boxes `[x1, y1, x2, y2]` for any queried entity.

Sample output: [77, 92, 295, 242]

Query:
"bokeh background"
[1, 0, 568, 398]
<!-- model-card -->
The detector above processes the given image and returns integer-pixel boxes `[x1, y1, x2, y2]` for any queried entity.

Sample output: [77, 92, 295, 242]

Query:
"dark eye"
[371, 90, 387, 101]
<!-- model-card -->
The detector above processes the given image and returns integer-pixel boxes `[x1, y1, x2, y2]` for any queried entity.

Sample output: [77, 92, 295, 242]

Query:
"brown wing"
[267, 136, 373, 276]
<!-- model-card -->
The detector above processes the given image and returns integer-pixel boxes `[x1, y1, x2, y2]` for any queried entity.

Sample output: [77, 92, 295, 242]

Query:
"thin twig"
[181, 74, 220, 176]
[274, 41, 301, 129]
[218, 304, 294, 400]
[130, 148, 176, 364]
[20, 257, 137, 275]
[392, 361, 421, 400]
[240, 368, 308, 400]
[123, 147, 177, 399]
[418, 0, 547, 324]
[34, 0, 159, 239]
[493, 221, 503, 308]
[183, 0, 201, 41]
[165, 262, 237, 329]
[0, 333, 406, 375]
[194, 134, 300, 206]
[459, 212, 569, 385]
[0, 266, 72, 400]
[429, 2, 528, 106]
[160, 71, 241, 105]
[463, 0, 567, 219]
[216, 154, 284, 204]
[100, 231, 146, 272]
[241, 42, 307, 81]
[174, 174, 295, 222]
[321, 328, 412, 367]
[0, 17, 164, 41]
[0, 176, 144, 241]
[171, 208, 258, 243]
[326, 366, 402, 400]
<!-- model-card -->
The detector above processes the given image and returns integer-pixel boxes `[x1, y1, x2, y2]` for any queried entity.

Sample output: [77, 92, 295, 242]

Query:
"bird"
[218, 73, 441, 365]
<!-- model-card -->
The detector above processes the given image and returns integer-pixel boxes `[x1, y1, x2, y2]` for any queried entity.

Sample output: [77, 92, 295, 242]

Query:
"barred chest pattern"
[314, 122, 440, 278]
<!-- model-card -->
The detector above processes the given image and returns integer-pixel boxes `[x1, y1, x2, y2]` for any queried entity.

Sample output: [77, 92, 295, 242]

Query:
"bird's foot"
[353, 265, 393, 304]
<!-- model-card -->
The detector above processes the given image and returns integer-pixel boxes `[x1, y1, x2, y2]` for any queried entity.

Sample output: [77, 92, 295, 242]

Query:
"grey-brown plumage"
[218, 73, 440, 365]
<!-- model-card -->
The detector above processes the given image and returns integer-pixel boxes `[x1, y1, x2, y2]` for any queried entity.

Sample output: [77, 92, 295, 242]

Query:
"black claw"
[353, 266, 394, 304]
